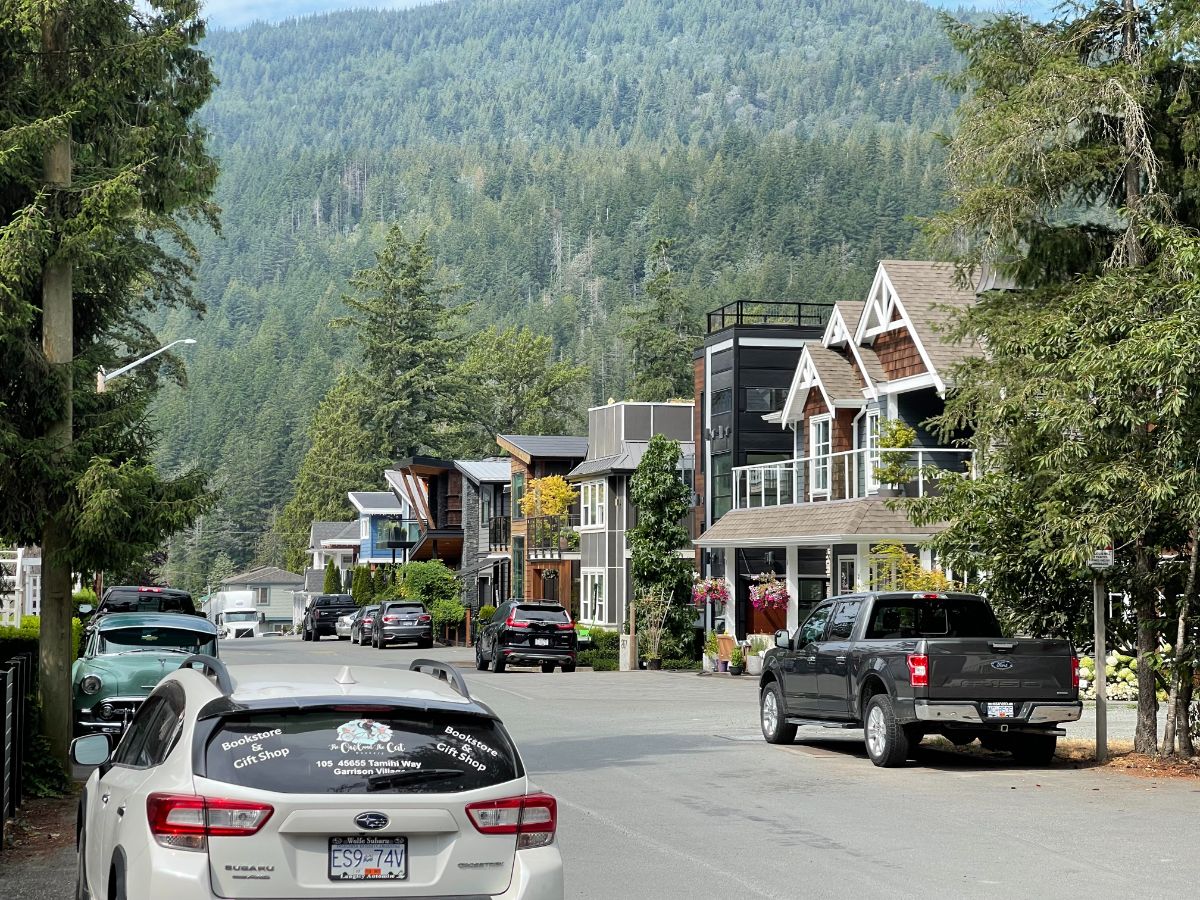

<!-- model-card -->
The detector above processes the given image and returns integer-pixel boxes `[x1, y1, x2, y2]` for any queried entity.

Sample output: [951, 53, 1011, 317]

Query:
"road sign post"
[1088, 547, 1113, 764]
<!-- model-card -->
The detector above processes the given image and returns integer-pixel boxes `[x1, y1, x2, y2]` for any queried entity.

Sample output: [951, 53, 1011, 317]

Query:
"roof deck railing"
[732, 446, 975, 510]
[706, 300, 834, 334]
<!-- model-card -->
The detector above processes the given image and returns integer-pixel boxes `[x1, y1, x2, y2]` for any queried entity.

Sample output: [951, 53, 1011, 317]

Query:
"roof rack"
[409, 659, 470, 700]
[180, 654, 233, 696]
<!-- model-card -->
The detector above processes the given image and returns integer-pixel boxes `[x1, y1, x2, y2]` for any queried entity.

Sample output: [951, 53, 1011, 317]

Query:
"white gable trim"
[779, 346, 830, 427]
[855, 264, 946, 394]
[874, 371, 939, 395]
[824, 304, 879, 401]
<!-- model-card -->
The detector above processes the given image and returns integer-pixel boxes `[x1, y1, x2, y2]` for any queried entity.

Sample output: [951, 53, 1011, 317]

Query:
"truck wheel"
[1011, 733, 1057, 765]
[864, 694, 912, 767]
[760, 681, 797, 744]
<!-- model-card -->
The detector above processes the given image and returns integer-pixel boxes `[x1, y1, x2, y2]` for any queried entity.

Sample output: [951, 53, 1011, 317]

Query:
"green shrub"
[662, 658, 700, 670]
[430, 597, 466, 630]
[591, 657, 619, 671]
[398, 560, 460, 604]
[0, 616, 84, 662]
[478, 604, 497, 622]
[590, 628, 620, 655]
[72, 587, 98, 616]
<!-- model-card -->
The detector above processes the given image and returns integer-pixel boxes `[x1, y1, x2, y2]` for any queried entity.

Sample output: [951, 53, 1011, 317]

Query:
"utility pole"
[40, 2, 74, 767]
[1089, 547, 1114, 764]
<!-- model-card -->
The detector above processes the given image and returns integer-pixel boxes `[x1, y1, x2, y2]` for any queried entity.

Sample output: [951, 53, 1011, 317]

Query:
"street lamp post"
[96, 338, 197, 392]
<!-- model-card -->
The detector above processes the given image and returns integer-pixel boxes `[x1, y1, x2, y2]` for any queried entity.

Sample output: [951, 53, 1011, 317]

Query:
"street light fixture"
[96, 338, 197, 393]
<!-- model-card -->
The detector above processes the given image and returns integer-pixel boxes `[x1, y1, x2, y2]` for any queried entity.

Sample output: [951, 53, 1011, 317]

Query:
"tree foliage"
[322, 559, 339, 593]
[623, 240, 701, 402]
[519, 476, 578, 519]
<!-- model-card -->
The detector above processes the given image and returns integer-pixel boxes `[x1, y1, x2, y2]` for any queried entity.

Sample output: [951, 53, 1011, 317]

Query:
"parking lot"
[3, 634, 1197, 899]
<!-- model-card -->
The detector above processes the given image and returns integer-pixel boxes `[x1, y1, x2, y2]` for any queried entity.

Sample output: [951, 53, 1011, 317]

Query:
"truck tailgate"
[924, 639, 1076, 701]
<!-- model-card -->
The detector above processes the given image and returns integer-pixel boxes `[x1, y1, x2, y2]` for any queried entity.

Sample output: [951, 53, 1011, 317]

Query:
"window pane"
[827, 601, 861, 640]
[712, 389, 733, 415]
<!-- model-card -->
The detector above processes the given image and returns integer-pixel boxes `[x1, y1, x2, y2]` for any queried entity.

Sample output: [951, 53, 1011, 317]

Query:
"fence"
[0, 652, 33, 854]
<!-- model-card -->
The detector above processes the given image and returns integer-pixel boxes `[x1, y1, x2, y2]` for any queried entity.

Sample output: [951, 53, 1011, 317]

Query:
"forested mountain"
[156, 0, 964, 591]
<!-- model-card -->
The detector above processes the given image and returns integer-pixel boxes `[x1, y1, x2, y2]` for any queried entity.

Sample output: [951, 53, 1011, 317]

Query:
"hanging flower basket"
[748, 572, 789, 610]
[691, 576, 730, 609]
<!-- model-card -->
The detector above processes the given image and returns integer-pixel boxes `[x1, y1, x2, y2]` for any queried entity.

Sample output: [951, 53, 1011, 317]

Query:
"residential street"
[8, 635, 1190, 900]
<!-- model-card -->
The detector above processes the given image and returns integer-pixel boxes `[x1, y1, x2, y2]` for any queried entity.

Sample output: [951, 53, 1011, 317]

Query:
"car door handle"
[835, 655, 847, 663]
[116, 805, 125, 817]
[101, 793, 110, 805]
[806, 656, 816, 663]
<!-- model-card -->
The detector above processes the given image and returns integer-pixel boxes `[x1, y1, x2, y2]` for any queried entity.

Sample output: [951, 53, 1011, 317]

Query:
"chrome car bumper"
[914, 700, 1083, 725]
[76, 695, 145, 733]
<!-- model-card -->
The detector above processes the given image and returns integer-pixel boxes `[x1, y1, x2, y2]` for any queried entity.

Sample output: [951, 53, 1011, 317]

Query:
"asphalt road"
[3, 634, 1196, 899]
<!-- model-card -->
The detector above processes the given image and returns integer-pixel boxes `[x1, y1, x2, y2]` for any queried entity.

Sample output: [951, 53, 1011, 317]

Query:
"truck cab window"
[794, 603, 833, 647]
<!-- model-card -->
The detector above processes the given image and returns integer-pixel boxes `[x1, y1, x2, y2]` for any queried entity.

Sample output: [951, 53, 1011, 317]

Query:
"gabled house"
[384, 457, 511, 609]
[495, 435, 589, 609]
[696, 260, 979, 640]
[565, 402, 695, 631]
[348, 490, 419, 568]
[219, 565, 304, 629]
[303, 520, 359, 584]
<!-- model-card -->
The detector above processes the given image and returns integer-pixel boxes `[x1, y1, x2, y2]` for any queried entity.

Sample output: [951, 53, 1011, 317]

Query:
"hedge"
[0, 615, 84, 663]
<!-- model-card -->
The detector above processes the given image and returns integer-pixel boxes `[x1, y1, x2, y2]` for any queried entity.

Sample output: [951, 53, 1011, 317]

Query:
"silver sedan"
[334, 611, 356, 640]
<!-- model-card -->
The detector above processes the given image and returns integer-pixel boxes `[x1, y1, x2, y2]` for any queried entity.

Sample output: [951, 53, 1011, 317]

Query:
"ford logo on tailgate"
[990, 659, 1014, 671]
[355, 812, 389, 831]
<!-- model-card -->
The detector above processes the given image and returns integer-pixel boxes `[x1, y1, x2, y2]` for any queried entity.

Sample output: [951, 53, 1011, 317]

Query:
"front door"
[782, 602, 833, 715]
[815, 598, 863, 718]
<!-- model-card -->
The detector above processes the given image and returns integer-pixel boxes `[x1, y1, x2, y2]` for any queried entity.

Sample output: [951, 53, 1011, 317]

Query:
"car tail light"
[465, 792, 557, 849]
[364, 616, 374, 625]
[505, 615, 529, 628]
[912, 592, 944, 600]
[418, 614, 431, 623]
[556, 622, 574, 631]
[147, 793, 273, 851]
[1071, 656, 1081, 690]
[907, 654, 929, 687]
[138, 586, 163, 593]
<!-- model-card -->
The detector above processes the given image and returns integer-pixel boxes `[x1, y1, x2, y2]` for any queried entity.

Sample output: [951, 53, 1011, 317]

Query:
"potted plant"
[703, 630, 720, 672]
[729, 645, 745, 676]
[691, 575, 730, 613]
[745, 636, 768, 676]
[873, 418, 918, 497]
[748, 573, 789, 611]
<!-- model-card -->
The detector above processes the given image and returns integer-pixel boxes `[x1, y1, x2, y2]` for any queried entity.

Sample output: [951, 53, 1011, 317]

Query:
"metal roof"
[347, 491, 404, 513]
[496, 434, 589, 461]
[455, 458, 511, 484]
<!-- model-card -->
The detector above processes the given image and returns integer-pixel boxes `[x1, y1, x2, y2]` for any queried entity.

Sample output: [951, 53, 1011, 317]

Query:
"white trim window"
[581, 568, 606, 624]
[581, 480, 606, 529]
[360, 516, 369, 540]
[809, 415, 832, 496]
[865, 410, 881, 492]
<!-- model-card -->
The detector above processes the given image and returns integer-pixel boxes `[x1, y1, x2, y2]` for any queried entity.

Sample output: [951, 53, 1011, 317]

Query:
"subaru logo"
[355, 812, 389, 831]
[990, 659, 1014, 670]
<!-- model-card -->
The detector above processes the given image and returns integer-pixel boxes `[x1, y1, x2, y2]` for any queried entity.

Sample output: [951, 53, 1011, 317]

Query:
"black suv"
[89, 586, 198, 626]
[301, 594, 358, 641]
[475, 601, 577, 673]
[373, 601, 433, 649]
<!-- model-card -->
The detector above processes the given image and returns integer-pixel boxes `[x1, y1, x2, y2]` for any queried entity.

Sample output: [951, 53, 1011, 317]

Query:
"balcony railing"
[528, 513, 581, 559]
[488, 516, 510, 553]
[732, 447, 975, 510]
[706, 300, 834, 334]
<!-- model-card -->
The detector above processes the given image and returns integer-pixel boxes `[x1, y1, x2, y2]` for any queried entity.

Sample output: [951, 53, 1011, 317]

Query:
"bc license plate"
[329, 836, 407, 881]
[535, 638, 549, 646]
[987, 702, 1015, 719]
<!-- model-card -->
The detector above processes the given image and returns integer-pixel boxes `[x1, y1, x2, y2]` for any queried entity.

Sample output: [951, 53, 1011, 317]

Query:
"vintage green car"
[72, 612, 219, 735]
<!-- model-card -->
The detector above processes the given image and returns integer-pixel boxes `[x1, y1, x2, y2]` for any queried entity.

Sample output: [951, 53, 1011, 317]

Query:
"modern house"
[696, 260, 979, 640]
[219, 565, 305, 630]
[565, 402, 695, 631]
[384, 458, 511, 609]
[300, 520, 359, 591]
[495, 435, 589, 611]
[348, 490, 420, 569]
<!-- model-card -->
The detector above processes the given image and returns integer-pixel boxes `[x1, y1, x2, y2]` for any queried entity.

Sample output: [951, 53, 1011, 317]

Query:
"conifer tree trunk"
[39, 3, 74, 768]
[1133, 544, 1159, 754]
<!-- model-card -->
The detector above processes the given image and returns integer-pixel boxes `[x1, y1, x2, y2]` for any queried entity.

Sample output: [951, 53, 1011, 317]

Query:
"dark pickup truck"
[758, 591, 1082, 767]
[300, 593, 358, 641]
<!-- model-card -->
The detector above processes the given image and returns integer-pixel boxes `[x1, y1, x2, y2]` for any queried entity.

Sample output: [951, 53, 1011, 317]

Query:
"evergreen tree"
[322, 559, 339, 593]
[0, 0, 218, 763]
[352, 565, 373, 606]
[623, 240, 701, 401]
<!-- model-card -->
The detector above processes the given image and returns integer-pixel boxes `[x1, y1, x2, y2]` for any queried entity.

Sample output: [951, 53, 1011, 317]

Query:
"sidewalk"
[0, 793, 77, 900]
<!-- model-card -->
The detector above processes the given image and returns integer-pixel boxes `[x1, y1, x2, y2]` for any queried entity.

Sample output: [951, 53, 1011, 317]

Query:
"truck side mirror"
[774, 629, 790, 650]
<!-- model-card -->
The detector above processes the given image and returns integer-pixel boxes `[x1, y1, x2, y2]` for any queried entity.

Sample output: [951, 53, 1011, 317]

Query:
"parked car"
[71, 612, 218, 736]
[475, 601, 577, 673]
[71, 657, 564, 900]
[758, 591, 1082, 767]
[88, 585, 198, 629]
[373, 600, 433, 649]
[334, 611, 356, 640]
[300, 593, 358, 641]
[350, 604, 380, 646]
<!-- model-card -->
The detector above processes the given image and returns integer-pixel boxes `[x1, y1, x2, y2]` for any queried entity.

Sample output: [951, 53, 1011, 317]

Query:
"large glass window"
[745, 387, 787, 413]
[711, 452, 732, 519]
[809, 416, 832, 495]
[581, 569, 606, 624]
[512, 473, 526, 520]
[581, 481, 606, 528]
[512, 536, 525, 598]
[865, 410, 881, 492]
[711, 388, 733, 415]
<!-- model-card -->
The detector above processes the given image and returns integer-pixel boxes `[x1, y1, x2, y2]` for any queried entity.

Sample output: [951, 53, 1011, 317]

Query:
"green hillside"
[156, 0, 962, 590]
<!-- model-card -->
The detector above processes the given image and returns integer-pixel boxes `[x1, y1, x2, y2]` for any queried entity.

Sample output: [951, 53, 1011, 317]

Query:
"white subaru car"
[71, 656, 564, 899]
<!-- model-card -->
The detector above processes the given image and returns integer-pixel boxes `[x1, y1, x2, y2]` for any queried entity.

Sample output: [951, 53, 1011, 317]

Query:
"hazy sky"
[200, 0, 1057, 30]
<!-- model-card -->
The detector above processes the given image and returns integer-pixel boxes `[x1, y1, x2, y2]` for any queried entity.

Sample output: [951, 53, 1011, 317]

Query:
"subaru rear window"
[514, 605, 569, 623]
[203, 708, 520, 794]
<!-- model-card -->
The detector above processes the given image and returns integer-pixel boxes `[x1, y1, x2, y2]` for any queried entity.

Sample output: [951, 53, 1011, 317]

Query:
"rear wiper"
[366, 769, 464, 792]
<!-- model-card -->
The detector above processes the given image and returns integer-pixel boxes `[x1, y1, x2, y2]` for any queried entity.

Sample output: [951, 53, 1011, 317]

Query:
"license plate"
[328, 836, 407, 881]
[535, 638, 549, 647]
[987, 702, 1015, 719]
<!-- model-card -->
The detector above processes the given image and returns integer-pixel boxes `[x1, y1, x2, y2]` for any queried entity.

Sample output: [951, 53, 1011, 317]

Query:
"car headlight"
[80, 674, 103, 695]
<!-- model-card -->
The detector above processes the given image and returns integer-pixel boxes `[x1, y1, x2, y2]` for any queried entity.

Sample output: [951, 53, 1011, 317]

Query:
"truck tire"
[759, 681, 797, 744]
[864, 694, 912, 767]
[1011, 733, 1057, 765]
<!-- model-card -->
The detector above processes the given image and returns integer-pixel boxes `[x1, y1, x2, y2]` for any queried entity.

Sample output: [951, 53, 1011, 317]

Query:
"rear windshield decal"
[336, 719, 395, 748]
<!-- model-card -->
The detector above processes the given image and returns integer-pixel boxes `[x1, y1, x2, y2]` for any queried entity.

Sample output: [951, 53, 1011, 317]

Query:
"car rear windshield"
[383, 603, 425, 613]
[203, 708, 519, 794]
[864, 599, 1003, 639]
[100, 627, 215, 655]
[103, 590, 193, 614]
[315, 595, 355, 607]
[514, 604, 569, 623]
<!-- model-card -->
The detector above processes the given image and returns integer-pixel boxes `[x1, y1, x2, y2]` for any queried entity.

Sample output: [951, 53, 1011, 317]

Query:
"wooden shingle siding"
[802, 390, 828, 421]
[873, 328, 926, 380]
